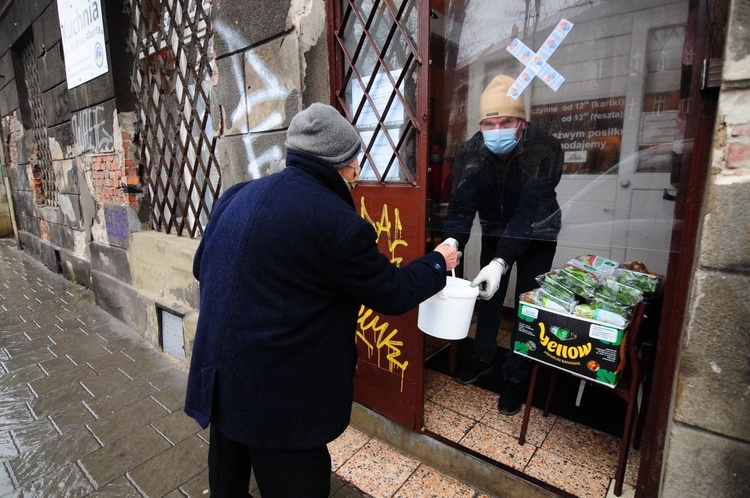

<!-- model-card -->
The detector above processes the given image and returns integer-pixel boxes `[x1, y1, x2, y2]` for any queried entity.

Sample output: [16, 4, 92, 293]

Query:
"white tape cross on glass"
[506, 19, 574, 100]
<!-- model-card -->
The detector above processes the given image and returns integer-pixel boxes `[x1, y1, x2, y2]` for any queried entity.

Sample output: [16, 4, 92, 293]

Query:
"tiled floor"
[422, 369, 639, 498]
[329, 428, 488, 497]
[423, 323, 640, 497]
[327, 322, 641, 498]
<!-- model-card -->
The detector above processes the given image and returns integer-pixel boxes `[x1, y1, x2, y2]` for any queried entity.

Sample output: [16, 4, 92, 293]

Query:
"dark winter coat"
[442, 124, 563, 266]
[184, 149, 447, 449]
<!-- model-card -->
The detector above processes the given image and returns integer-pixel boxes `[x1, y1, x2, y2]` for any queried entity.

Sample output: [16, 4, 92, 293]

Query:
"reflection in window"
[637, 26, 685, 174]
[647, 26, 685, 74]
[428, 0, 690, 276]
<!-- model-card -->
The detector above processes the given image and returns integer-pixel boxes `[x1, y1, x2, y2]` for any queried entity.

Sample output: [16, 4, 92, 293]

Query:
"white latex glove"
[471, 259, 507, 300]
[441, 237, 459, 248]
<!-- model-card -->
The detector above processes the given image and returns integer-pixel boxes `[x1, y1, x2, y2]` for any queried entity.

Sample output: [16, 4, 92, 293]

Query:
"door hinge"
[701, 58, 723, 90]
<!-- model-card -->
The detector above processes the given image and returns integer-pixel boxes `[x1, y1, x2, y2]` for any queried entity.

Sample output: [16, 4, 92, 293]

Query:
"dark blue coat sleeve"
[334, 220, 447, 316]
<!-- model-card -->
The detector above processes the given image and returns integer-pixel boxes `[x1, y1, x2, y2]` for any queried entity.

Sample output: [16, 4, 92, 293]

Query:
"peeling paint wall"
[209, 0, 329, 188]
[0, 0, 146, 288]
[0, 0, 331, 366]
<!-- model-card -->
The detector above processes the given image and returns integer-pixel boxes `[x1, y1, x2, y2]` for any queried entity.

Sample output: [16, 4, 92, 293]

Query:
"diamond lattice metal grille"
[21, 41, 57, 207]
[333, 0, 422, 184]
[128, 0, 220, 237]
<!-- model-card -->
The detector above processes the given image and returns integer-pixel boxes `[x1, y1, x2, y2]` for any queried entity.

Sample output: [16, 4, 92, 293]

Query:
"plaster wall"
[0, 175, 11, 236]
[662, 0, 750, 495]
[124, 231, 200, 351]
[209, 0, 329, 188]
[128, 231, 201, 312]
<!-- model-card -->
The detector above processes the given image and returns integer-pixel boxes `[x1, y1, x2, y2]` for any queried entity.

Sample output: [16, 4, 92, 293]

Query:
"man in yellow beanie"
[442, 74, 563, 415]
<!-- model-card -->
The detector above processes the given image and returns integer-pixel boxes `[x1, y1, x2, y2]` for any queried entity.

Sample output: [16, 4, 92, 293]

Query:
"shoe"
[455, 357, 493, 384]
[498, 381, 523, 416]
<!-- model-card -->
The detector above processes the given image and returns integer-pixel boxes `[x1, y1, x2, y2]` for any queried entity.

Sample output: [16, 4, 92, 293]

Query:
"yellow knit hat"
[478, 75, 527, 123]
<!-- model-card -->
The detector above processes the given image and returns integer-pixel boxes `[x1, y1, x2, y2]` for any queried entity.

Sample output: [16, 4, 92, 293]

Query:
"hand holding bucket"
[434, 237, 460, 272]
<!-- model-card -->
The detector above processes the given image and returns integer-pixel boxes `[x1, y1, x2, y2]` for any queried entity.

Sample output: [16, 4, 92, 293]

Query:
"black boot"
[455, 356, 493, 384]
[498, 380, 523, 416]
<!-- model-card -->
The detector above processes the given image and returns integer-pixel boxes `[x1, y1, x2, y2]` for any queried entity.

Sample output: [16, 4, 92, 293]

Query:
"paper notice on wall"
[358, 129, 401, 181]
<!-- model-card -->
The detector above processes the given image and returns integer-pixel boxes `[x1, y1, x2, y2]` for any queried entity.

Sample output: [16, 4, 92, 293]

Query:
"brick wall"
[88, 131, 142, 210]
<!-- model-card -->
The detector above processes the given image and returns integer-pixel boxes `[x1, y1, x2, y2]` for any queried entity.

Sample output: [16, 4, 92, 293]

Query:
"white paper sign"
[58, 0, 109, 89]
[358, 129, 401, 181]
[351, 69, 405, 128]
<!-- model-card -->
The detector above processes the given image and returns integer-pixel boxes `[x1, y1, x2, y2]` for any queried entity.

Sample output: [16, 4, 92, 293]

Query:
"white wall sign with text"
[58, 0, 109, 89]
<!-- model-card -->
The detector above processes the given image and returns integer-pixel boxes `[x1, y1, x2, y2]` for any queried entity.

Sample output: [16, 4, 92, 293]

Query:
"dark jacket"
[184, 149, 447, 449]
[443, 124, 563, 265]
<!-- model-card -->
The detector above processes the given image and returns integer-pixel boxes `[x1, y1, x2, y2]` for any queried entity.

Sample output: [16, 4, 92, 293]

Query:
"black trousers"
[209, 425, 331, 498]
[474, 239, 557, 383]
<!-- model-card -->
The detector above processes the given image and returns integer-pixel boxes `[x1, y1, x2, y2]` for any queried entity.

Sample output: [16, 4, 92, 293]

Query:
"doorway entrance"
[421, 0, 708, 495]
[328, 0, 720, 495]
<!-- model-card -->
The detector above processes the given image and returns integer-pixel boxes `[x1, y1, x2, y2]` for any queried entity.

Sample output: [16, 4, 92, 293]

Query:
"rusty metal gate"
[127, 0, 221, 237]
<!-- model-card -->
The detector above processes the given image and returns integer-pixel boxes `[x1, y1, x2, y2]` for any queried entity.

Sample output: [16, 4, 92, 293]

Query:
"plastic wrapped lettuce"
[590, 295, 633, 319]
[576, 254, 620, 277]
[615, 268, 660, 293]
[535, 272, 576, 302]
[520, 288, 577, 313]
[573, 303, 628, 327]
[599, 279, 643, 307]
[557, 265, 599, 299]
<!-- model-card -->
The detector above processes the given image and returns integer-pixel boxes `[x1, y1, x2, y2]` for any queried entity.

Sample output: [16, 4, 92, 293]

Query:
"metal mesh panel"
[128, 0, 220, 237]
[332, 0, 422, 184]
[21, 41, 57, 206]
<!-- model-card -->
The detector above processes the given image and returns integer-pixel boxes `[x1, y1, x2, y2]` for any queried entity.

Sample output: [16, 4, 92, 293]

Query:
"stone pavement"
[0, 238, 367, 497]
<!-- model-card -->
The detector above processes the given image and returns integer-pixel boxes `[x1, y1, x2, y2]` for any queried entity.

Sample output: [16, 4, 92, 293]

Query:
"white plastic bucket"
[418, 276, 479, 340]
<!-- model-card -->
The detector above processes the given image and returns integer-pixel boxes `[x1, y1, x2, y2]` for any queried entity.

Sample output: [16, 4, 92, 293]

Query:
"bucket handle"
[438, 269, 457, 299]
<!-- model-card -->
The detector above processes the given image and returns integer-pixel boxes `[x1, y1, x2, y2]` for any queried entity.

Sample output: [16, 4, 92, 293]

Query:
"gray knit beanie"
[285, 103, 362, 168]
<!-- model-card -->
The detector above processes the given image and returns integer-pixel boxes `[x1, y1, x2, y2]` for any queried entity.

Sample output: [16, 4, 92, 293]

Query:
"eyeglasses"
[346, 161, 361, 178]
[344, 160, 361, 190]
[480, 117, 522, 130]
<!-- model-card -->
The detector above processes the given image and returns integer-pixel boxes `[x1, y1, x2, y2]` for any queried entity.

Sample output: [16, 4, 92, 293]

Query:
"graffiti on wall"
[356, 197, 410, 391]
[214, 20, 288, 178]
[103, 203, 130, 248]
[71, 105, 114, 154]
[359, 197, 407, 266]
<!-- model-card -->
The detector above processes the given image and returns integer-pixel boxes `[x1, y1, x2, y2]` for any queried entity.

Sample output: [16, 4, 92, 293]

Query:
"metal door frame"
[328, 0, 431, 430]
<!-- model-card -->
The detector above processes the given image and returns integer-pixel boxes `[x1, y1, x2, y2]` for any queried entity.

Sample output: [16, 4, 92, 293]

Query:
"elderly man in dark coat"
[185, 103, 458, 497]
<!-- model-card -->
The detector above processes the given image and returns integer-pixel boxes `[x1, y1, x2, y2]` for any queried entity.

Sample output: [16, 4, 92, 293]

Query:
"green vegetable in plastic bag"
[573, 304, 628, 327]
[590, 295, 633, 319]
[615, 268, 659, 293]
[557, 267, 597, 298]
[599, 279, 643, 307]
[537, 273, 575, 302]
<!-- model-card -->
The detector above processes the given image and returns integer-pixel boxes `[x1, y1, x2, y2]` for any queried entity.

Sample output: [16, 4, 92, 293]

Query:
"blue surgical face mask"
[482, 127, 520, 155]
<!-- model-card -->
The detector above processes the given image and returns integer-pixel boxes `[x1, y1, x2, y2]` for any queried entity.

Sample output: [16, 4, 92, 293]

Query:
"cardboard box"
[513, 302, 629, 387]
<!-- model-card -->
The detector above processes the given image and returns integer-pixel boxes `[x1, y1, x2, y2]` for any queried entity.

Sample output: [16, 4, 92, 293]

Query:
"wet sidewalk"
[0, 239, 489, 497]
[0, 239, 369, 497]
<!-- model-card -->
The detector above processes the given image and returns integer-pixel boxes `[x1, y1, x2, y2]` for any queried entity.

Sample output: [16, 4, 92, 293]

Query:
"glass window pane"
[429, 0, 690, 279]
